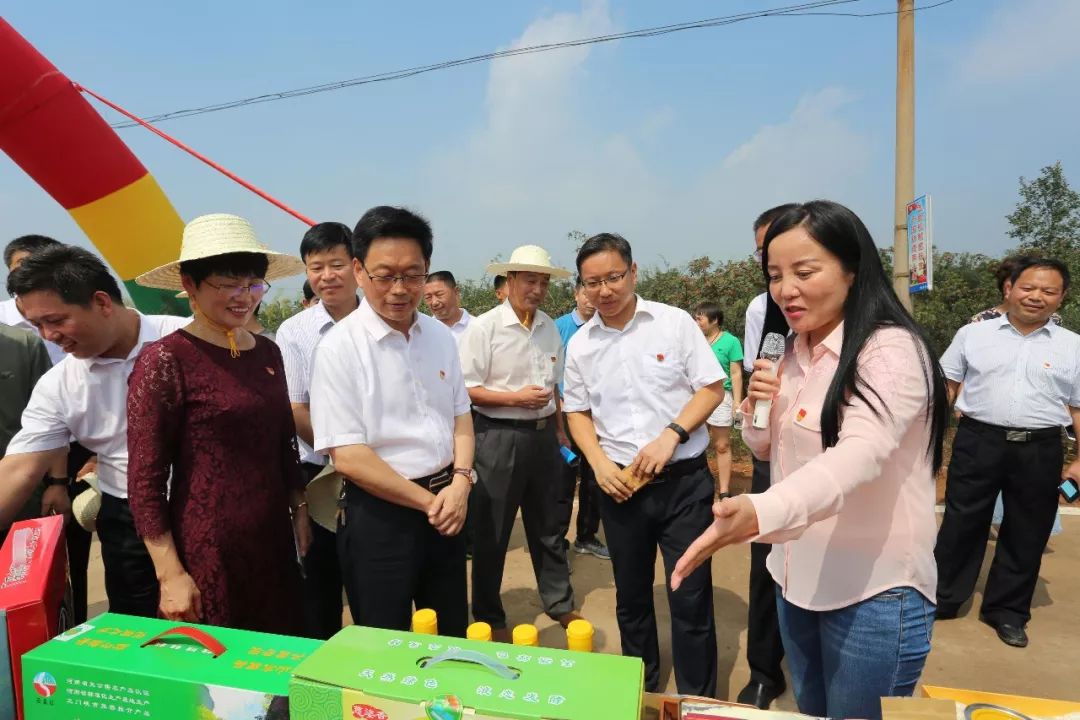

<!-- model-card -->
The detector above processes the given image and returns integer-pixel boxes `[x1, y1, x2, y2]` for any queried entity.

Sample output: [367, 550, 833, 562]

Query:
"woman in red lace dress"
[127, 214, 310, 634]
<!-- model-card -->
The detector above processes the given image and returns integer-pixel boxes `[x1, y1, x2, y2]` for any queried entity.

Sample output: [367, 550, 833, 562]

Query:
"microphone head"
[760, 332, 786, 361]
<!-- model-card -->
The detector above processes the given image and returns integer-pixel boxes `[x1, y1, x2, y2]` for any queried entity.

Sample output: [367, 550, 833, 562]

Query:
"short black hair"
[1009, 256, 1071, 292]
[753, 203, 800, 232]
[352, 206, 433, 265]
[426, 270, 457, 289]
[299, 222, 353, 261]
[693, 302, 724, 327]
[4, 234, 61, 269]
[493, 275, 506, 291]
[7, 244, 122, 305]
[179, 252, 269, 288]
[575, 232, 633, 273]
[302, 279, 316, 301]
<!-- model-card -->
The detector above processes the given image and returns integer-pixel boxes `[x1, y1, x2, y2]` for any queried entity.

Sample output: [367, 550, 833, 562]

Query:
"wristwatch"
[452, 468, 478, 485]
[665, 422, 691, 444]
[42, 475, 71, 489]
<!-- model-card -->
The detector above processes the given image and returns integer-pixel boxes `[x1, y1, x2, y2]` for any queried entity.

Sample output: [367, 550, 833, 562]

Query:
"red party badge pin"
[1044, 362, 1051, 368]
[551, 355, 557, 363]
[656, 353, 665, 362]
[796, 408, 807, 421]
[439, 370, 446, 380]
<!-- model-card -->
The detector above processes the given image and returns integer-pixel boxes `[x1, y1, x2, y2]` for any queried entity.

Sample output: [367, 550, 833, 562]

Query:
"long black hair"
[759, 200, 948, 471]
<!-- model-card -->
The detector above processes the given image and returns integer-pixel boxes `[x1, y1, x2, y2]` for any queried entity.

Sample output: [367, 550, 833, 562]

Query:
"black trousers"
[470, 415, 575, 628]
[96, 494, 158, 618]
[337, 482, 468, 637]
[746, 457, 786, 687]
[600, 456, 717, 697]
[65, 442, 95, 624]
[935, 419, 1063, 626]
[300, 463, 344, 640]
[561, 431, 602, 544]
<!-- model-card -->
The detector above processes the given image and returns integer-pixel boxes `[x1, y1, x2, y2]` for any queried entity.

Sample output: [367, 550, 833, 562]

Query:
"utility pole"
[893, 0, 915, 310]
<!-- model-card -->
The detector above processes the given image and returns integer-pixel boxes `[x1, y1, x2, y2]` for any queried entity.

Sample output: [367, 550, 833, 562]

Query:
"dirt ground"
[83, 473, 1078, 707]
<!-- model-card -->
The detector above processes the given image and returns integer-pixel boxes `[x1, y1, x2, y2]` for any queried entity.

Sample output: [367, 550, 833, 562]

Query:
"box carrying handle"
[140, 626, 226, 658]
[418, 649, 520, 680]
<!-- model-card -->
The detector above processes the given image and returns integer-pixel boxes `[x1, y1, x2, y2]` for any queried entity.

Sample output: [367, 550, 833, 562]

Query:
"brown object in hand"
[617, 466, 652, 492]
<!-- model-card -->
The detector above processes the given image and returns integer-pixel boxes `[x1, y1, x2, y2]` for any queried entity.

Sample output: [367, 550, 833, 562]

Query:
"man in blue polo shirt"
[554, 278, 609, 559]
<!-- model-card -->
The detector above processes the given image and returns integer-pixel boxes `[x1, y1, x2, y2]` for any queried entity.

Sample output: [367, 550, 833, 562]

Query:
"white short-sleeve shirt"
[563, 297, 726, 466]
[310, 300, 471, 480]
[276, 300, 343, 465]
[941, 313, 1079, 428]
[448, 309, 473, 346]
[6, 312, 189, 498]
[458, 302, 563, 420]
[743, 292, 768, 373]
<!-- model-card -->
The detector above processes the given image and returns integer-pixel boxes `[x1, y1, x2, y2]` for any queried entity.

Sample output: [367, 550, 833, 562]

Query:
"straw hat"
[305, 464, 344, 533]
[136, 213, 305, 291]
[72, 473, 101, 532]
[486, 245, 571, 279]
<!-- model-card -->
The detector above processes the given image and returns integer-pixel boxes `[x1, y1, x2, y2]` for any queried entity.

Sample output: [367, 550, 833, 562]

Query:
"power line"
[105, 0, 958, 129]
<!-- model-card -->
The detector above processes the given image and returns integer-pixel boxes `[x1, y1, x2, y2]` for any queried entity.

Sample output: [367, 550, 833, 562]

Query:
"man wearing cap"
[276, 221, 360, 639]
[563, 233, 725, 697]
[459, 245, 581, 641]
[0, 245, 188, 617]
[424, 271, 472, 345]
[310, 206, 475, 637]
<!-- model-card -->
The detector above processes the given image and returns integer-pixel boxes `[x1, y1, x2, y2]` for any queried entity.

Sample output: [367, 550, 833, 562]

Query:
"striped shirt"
[276, 300, 350, 464]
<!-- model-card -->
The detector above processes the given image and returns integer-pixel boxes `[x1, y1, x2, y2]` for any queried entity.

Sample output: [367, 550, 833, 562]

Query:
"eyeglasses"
[203, 279, 271, 299]
[365, 272, 428, 290]
[581, 269, 630, 291]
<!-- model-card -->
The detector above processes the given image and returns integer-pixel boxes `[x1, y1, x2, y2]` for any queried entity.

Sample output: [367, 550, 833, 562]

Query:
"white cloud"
[420, 1, 878, 276]
[958, 0, 1080, 85]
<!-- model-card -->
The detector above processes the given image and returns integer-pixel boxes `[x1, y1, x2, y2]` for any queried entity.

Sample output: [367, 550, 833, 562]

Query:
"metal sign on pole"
[907, 194, 933, 294]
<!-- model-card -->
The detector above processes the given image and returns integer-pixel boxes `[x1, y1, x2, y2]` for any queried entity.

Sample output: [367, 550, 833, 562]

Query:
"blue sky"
[2, 0, 1079, 299]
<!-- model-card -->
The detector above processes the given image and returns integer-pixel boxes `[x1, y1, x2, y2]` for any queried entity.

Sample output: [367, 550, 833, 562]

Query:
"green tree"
[259, 295, 303, 333]
[1005, 162, 1080, 330]
[1006, 161, 1080, 258]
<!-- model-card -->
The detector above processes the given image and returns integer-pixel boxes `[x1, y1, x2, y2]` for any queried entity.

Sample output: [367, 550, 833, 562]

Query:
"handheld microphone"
[751, 332, 786, 430]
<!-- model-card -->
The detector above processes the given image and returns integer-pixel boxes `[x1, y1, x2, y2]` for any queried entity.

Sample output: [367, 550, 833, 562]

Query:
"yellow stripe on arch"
[67, 173, 184, 281]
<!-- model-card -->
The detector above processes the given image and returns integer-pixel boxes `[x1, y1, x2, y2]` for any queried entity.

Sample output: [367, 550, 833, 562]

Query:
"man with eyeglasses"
[275, 221, 360, 639]
[310, 206, 475, 636]
[424, 270, 472, 345]
[0, 245, 187, 618]
[563, 233, 725, 697]
[458, 245, 582, 642]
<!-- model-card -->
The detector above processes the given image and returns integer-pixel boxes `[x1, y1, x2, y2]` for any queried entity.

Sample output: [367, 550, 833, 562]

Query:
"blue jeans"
[776, 586, 934, 720]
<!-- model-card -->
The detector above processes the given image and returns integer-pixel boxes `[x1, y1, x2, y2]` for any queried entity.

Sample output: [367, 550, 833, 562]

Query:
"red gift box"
[0, 515, 72, 720]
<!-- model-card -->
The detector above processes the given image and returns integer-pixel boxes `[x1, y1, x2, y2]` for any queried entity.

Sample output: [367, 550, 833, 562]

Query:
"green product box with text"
[20, 612, 321, 720]
[290, 625, 643, 720]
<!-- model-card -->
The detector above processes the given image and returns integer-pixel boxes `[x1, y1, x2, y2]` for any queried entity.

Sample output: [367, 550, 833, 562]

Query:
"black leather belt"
[411, 464, 454, 492]
[961, 417, 1061, 443]
[474, 413, 554, 431]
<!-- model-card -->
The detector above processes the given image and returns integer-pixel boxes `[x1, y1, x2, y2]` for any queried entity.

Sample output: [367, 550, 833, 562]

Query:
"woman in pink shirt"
[672, 201, 948, 720]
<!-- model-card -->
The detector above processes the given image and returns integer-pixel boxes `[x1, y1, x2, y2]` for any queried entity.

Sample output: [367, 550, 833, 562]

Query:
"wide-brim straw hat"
[306, 463, 344, 533]
[136, 213, 306, 291]
[72, 473, 101, 532]
[486, 245, 571, 279]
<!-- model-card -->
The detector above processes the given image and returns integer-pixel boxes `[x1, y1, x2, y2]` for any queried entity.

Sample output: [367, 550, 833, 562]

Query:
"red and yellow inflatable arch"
[0, 18, 183, 313]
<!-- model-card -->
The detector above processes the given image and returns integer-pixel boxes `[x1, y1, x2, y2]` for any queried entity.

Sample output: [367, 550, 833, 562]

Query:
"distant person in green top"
[693, 302, 743, 498]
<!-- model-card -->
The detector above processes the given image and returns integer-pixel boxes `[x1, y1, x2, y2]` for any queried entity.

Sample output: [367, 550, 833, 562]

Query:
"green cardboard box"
[290, 625, 643, 720]
[20, 613, 321, 719]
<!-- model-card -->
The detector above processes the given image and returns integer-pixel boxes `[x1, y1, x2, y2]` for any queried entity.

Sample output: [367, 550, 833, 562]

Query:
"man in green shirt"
[693, 302, 743, 497]
[0, 323, 69, 547]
